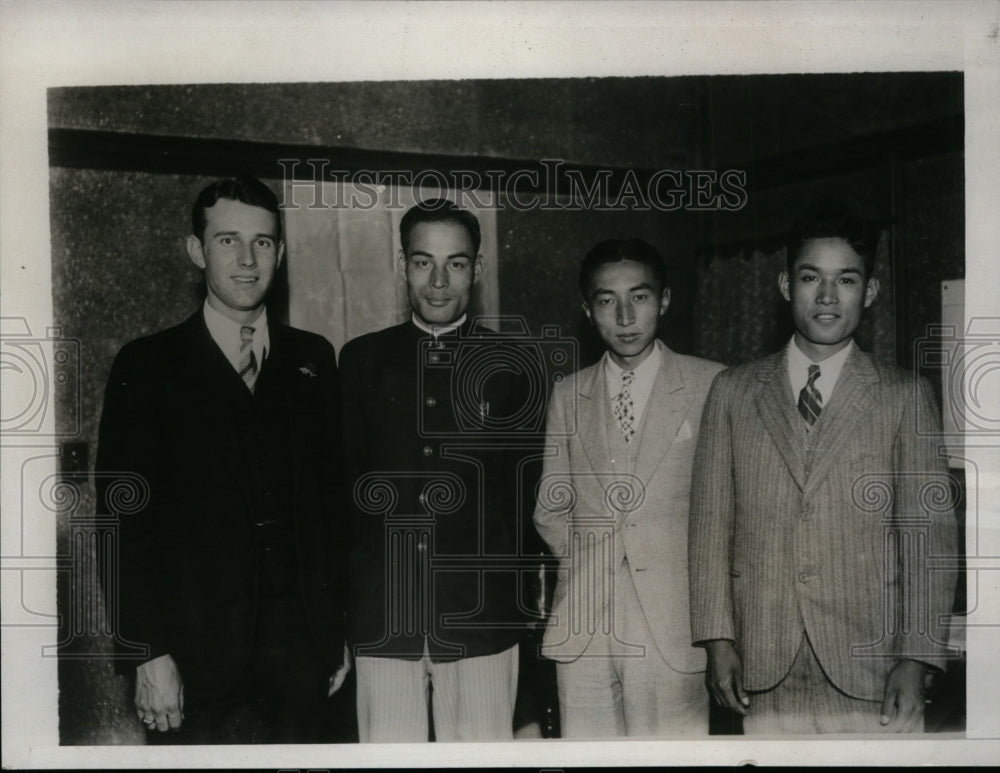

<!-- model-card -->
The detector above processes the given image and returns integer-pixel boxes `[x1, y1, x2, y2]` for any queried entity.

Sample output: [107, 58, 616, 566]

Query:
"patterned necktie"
[614, 370, 636, 444]
[797, 363, 822, 428]
[238, 325, 258, 392]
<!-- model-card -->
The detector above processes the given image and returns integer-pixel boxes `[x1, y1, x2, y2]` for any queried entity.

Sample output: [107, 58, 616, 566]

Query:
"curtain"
[694, 231, 895, 367]
[282, 182, 499, 355]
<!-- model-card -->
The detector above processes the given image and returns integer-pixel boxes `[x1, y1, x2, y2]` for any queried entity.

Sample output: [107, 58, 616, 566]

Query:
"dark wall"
[49, 78, 704, 169]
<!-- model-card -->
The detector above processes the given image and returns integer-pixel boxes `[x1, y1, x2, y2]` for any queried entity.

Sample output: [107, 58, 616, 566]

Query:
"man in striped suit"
[688, 204, 959, 733]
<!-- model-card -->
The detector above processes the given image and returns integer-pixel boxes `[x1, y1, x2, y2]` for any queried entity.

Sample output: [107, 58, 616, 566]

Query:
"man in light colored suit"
[534, 238, 724, 737]
[689, 204, 959, 733]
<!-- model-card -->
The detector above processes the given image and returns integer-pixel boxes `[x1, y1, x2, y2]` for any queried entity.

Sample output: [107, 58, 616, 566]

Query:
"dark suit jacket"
[95, 310, 347, 699]
[339, 319, 534, 661]
[689, 345, 958, 700]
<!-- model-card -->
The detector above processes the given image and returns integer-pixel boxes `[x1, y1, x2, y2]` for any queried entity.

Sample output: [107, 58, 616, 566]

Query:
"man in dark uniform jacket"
[96, 176, 349, 743]
[340, 199, 532, 741]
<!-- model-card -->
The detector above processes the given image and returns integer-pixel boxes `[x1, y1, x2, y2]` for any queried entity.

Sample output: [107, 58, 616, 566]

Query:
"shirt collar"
[786, 335, 853, 398]
[788, 336, 853, 371]
[604, 340, 662, 392]
[203, 299, 270, 368]
[411, 312, 467, 338]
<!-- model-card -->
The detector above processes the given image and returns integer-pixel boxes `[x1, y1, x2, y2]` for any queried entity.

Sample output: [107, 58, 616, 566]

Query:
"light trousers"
[556, 561, 708, 737]
[356, 644, 518, 742]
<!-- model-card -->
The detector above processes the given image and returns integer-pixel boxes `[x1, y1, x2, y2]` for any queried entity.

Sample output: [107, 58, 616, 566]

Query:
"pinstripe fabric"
[534, 342, 724, 733]
[355, 645, 518, 742]
[689, 347, 959, 702]
[743, 634, 901, 734]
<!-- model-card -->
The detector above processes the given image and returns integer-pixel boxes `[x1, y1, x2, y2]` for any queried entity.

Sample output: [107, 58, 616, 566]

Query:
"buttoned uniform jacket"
[339, 319, 535, 662]
[533, 340, 725, 672]
[688, 346, 959, 700]
[95, 311, 348, 699]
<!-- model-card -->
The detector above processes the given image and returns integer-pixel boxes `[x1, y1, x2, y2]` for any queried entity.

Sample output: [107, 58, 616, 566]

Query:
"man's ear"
[186, 235, 206, 270]
[659, 287, 671, 316]
[397, 250, 407, 277]
[581, 299, 593, 323]
[473, 254, 484, 284]
[864, 277, 880, 308]
[778, 271, 791, 302]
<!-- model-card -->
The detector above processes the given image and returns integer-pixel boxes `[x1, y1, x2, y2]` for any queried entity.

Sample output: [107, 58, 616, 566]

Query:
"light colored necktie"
[614, 370, 636, 443]
[238, 325, 258, 392]
[798, 363, 822, 428]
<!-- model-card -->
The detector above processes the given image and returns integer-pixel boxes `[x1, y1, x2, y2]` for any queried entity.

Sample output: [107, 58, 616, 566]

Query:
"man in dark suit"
[96, 176, 349, 744]
[339, 199, 530, 742]
[688, 203, 958, 733]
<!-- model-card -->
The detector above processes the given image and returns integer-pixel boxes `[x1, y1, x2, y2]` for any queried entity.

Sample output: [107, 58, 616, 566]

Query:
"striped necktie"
[797, 363, 822, 428]
[614, 370, 636, 444]
[238, 325, 258, 392]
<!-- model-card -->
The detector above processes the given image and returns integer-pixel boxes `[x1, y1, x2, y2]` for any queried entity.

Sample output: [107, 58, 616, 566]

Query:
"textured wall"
[49, 78, 704, 170]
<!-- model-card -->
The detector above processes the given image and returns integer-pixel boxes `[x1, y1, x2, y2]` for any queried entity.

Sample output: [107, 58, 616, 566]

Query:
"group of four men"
[96, 175, 957, 743]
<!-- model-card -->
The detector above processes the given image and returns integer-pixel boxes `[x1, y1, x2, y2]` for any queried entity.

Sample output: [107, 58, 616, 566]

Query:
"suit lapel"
[264, 323, 305, 493]
[754, 349, 808, 491]
[576, 360, 610, 480]
[182, 311, 255, 506]
[633, 343, 689, 490]
[802, 346, 879, 500]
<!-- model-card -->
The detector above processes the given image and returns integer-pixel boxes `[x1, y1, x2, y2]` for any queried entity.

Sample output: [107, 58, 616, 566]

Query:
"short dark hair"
[400, 199, 481, 254]
[191, 176, 281, 243]
[579, 238, 668, 299]
[787, 200, 876, 278]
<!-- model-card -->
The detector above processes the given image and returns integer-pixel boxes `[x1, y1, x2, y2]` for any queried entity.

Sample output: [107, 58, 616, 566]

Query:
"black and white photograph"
[2, 1, 999, 768]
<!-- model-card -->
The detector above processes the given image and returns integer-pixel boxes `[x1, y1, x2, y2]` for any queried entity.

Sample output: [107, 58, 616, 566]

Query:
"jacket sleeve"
[891, 374, 959, 671]
[94, 344, 169, 668]
[532, 383, 573, 559]
[688, 369, 737, 645]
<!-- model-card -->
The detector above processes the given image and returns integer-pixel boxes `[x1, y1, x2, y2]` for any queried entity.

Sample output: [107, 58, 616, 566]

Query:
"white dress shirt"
[786, 336, 853, 406]
[603, 342, 663, 430]
[203, 300, 270, 373]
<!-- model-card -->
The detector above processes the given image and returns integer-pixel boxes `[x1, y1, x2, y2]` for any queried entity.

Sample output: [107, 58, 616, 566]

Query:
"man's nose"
[817, 279, 837, 303]
[617, 301, 634, 326]
[430, 264, 448, 287]
[238, 245, 257, 267]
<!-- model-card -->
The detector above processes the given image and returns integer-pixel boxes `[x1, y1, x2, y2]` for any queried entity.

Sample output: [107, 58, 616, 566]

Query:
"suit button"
[422, 445, 434, 456]
[798, 571, 813, 583]
[428, 353, 441, 364]
[800, 509, 811, 521]
[418, 493, 426, 504]
[425, 397, 437, 408]
[417, 542, 427, 553]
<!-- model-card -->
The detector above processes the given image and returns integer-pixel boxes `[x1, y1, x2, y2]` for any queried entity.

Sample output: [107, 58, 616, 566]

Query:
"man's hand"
[704, 639, 749, 716]
[880, 659, 927, 732]
[328, 642, 352, 697]
[135, 654, 184, 732]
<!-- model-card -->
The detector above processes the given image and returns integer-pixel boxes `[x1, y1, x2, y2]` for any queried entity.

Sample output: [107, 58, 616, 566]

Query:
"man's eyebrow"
[795, 263, 863, 274]
[409, 250, 472, 259]
[629, 282, 656, 292]
[210, 230, 277, 240]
